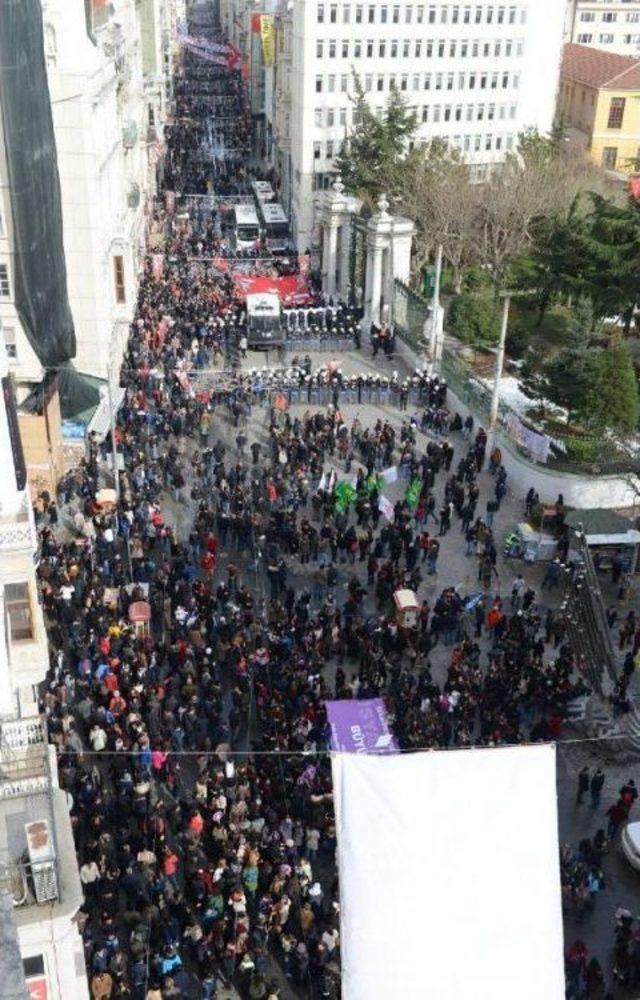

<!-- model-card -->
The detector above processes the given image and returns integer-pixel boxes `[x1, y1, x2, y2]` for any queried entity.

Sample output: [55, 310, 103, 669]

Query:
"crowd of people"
[30, 9, 638, 1000]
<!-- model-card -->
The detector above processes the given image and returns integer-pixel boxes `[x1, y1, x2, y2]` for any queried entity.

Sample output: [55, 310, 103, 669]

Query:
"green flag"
[334, 481, 356, 514]
[405, 478, 422, 510]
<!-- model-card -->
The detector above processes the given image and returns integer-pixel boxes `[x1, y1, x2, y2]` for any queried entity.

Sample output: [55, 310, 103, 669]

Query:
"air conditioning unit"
[25, 819, 58, 904]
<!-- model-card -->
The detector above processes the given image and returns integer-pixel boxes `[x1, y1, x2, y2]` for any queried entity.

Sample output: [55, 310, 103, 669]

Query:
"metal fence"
[440, 345, 638, 476]
[392, 279, 429, 352]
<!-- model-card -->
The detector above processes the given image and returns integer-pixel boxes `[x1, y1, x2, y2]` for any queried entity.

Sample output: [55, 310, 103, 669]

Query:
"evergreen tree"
[543, 298, 599, 423]
[583, 194, 640, 330]
[586, 338, 639, 434]
[335, 77, 417, 202]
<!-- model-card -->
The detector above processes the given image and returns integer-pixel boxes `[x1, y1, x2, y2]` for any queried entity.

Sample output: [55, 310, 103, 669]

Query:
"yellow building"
[558, 42, 640, 175]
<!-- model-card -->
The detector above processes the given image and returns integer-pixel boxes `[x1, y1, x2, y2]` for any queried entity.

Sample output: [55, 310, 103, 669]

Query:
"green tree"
[335, 78, 417, 202]
[582, 194, 640, 331]
[586, 338, 639, 434]
[447, 294, 501, 348]
[542, 298, 599, 423]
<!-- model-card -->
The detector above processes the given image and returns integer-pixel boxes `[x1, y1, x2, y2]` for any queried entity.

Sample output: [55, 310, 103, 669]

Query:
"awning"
[86, 386, 126, 442]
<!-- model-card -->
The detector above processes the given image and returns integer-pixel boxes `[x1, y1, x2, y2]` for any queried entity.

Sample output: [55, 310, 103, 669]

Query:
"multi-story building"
[0, 332, 87, 998]
[559, 42, 640, 174]
[565, 0, 640, 56]
[267, 0, 566, 250]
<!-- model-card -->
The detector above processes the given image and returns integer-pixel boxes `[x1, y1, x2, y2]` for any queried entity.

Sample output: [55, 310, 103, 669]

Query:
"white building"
[0, 333, 88, 999]
[268, 0, 565, 249]
[565, 0, 640, 56]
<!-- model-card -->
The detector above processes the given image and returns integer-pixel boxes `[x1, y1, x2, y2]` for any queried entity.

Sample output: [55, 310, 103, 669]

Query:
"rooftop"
[562, 42, 640, 90]
[565, 508, 636, 536]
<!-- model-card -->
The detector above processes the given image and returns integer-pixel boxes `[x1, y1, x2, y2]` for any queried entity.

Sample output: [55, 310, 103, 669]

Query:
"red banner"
[233, 273, 313, 306]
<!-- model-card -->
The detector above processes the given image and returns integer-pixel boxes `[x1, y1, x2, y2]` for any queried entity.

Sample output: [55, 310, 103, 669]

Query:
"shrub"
[447, 294, 501, 348]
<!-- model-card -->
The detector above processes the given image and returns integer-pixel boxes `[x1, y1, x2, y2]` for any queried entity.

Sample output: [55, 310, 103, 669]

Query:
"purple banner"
[325, 699, 398, 754]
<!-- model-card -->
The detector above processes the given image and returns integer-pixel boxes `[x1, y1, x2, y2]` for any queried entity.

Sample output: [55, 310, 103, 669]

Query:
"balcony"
[0, 495, 37, 555]
[127, 182, 141, 209]
[122, 121, 139, 149]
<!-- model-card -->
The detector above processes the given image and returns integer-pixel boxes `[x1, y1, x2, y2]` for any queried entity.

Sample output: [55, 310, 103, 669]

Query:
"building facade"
[559, 42, 640, 174]
[268, 0, 566, 249]
[0, 333, 88, 999]
[565, 0, 640, 56]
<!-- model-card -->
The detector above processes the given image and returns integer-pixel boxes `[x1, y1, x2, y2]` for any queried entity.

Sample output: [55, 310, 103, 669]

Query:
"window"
[444, 105, 451, 121]
[438, 41, 445, 57]
[475, 4, 482, 23]
[416, 4, 424, 21]
[314, 142, 321, 160]
[342, 39, 349, 57]
[0, 263, 9, 297]
[113, 255, 126, 303]
[428, 4, 436, 22]
[602, 146, 618, 170]
[316, 75, 323, 93]
[367, 39, 374, 56]
[494, 41, 501, 57]
[356, 3, 363, 20]
[326, 140, 334, 158]
[628, 12, 640, 24]
[328, 74, 336, 91]
[317, 3, 325, 21]
[435, 73, 443, 90]
[329, 39, 336, 57]
[317, 40, 324, 58]
[341, 74, 349, 91]
[365, 75, 373, 91]
[330, 3, 337, 20]
[422, 105, 429, 121]
[454, 104, 462, 121]
[602, 12, 617, 23]
[403, 40, 410, 57]
[327, 107, 335, 124]
[353, 40, 361, 56]
[485, 134, 493, 150]
[452, 4, 459, 22]
[391, 40, 398, 57]
[343, 3, 351, 21]
[376, 4, 385, 21]
[415, 40, 422, 56]
[314, 108, 323, 126]
[440, 4, 448, 22]
[377, 75, 384, 90]
[447, 73, 454, 90]
[433, 105, 441, 122]
[3, 326, 16, 360]
[607, 97, 626, 129]
[508, 5, 516, 23]
[598, 33, 614, 43]
[577, 33, 593, 43]
[413, 73, 420, 89]
[426, 40, 433, 56]
[580, 11, 595, 22]
[393, 4, 400, 20]
[405, 6, 412, 21]
[424, 73, 431, 89]
[463, 4, 471, 22]
[23, 956, 45, 979]
[339, 107, 347, 124]
[379, 40, 386, 56]
[401, 74, 408, 90]
[486, 5, 493, 23]
[505, 39, 512, 56]
[5, 583, 33, 641]
[625, 34, 640, 44]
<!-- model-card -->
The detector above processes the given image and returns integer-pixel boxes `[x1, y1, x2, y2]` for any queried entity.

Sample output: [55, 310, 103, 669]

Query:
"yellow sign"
[260, 14, 275, 67]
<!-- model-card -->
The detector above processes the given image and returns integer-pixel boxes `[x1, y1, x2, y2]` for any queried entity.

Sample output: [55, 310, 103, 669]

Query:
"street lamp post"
[489, 294, 511, 450]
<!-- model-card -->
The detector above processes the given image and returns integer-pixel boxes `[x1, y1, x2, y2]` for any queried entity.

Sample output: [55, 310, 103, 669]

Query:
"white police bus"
[232, 204, 261, 249]
[246, 293, 285, 348]
[257, 202, 290, 251]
